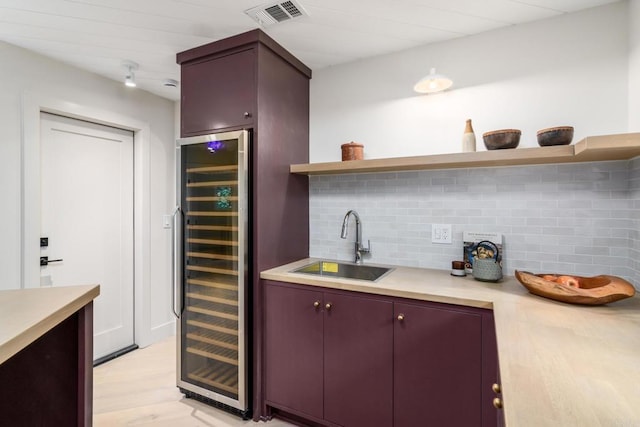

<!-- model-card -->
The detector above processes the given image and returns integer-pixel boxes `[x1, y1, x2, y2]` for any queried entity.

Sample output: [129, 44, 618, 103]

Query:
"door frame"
[21, 92, 153, 347]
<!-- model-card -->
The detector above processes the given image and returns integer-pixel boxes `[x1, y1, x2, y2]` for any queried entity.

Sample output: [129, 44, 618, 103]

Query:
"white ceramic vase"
[462, 119, 476, 152]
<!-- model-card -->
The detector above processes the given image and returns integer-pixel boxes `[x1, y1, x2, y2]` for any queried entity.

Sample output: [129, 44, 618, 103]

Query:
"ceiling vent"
[244, 0, 309, 26]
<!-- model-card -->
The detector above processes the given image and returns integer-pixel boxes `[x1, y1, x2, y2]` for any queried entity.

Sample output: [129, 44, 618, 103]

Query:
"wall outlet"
[432, 224, 452, 244]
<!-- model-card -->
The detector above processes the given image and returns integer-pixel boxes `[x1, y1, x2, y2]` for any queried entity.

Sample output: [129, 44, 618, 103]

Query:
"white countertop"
[0, 285, 100, 365]
[261, 258, 640, 427]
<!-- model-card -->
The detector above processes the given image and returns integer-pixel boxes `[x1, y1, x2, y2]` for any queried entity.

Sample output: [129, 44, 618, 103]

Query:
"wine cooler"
[173, 130, 249, 417]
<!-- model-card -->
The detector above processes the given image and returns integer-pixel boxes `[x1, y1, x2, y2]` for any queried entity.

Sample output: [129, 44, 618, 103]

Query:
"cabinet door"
[264, 282, 323, 419]
[394, 302, 482, 427]
[181, 49, 255, 136]
[483, 312, 501, 427]
[324, 291, 393, 427]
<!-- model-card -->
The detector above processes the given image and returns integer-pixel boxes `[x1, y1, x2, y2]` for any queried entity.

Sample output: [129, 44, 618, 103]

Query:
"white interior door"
[40, 112, 134, 360]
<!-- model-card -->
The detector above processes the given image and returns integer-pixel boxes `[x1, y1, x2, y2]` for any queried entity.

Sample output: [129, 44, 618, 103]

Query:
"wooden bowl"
[514, 270, 636, 305]
[482, 129, 521, 150]
[537, 126, 574, 146]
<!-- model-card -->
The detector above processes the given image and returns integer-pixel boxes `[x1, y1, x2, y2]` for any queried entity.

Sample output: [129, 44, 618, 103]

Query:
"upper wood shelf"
[290, 133, 640, 175]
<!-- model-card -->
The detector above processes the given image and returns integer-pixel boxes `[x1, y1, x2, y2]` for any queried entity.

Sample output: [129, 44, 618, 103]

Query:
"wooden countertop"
[0, 285, 100, 365]
[261, 258, 640, 427]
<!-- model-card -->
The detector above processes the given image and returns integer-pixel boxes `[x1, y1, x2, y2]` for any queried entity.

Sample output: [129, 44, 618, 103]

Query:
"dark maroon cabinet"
[394, 302, 482, 427]
[264, 281, 393, 426]
[263, 281, 500, 427]
[264, 282, 324, 420]
[484, 312, 501, 427]
[180, 48, 255, 136]
[0, 303, 93, 426]
[324, 291, 393, 427]
[177, 29, 312, 419]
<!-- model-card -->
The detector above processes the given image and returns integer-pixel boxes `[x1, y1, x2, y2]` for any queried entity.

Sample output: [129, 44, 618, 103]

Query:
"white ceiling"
[0, 0, 620, 101]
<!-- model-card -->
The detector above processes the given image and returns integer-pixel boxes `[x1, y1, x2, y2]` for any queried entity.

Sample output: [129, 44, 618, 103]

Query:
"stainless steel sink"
[292, 260, 393, 282]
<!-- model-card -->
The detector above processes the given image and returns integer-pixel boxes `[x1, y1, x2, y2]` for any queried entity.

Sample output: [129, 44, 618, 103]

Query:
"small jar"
[451, 260, 466, 277]
[341, 141, 364, 161]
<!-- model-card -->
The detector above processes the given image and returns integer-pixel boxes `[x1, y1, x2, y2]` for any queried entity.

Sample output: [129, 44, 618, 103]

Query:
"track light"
[125, 74, 136, 87]
[122, 60, 139, 88]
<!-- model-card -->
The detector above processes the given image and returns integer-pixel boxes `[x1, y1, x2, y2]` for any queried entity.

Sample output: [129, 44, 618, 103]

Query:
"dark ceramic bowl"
[537, 126, 574, 146]
[482, 129, 521, 150]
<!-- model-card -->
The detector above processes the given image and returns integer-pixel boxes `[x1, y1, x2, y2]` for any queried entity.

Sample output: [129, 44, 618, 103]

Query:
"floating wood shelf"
[290, 133, 640, 175]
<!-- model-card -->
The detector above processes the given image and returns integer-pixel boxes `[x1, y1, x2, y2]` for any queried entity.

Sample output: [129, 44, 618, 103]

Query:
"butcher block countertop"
[261, 258, 640, 427]
[0, 284, 100, 365]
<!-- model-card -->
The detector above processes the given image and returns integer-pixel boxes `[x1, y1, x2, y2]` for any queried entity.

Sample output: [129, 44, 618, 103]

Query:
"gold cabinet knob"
[313, 301, 320, 308]
[325, 303, 332, 310]
[492, 383, 501, 394]
[493, 397, 503, 409]
[397, 314, 405, 321]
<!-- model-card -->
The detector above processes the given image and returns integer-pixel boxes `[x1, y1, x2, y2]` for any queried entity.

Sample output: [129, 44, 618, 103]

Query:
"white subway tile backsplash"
[527, 217, 555, 226]
[574, 209, 609, 218]
[596, 256, 629, 267]
[526, 252, 558, 262]
[557, 236, 593, 246]
[511, 260, 543, 271]
[516, 226, 545, 235]
[558, 254, 594, 264]
[309, 159, 640, 288]
[558, 182, 600, 191]
[539, 262, 576, 273]
[575, 246, 611, 256]
[593, 218, 633, 228]
[541, 227, 576, 236]
[611, 228, 632, 238]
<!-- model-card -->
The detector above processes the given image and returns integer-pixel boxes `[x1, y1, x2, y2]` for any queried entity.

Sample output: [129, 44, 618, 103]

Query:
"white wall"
[630, 0, 640, 130]
[0, 41, 176, 346]
[310, 2, 629, 162]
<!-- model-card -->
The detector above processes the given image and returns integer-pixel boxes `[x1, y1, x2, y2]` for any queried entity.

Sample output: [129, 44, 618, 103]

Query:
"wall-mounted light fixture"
[413, 68, 453, 94]
[122, 60, 139, 88]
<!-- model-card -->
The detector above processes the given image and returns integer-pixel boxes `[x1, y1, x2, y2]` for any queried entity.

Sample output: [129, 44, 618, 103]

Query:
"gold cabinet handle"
[397, 314, 405, 321]
[493, 397, 503, 409]
[313, 301, 320, 308]
[492, 383, 501, 394]
[325, 303, 332, 310]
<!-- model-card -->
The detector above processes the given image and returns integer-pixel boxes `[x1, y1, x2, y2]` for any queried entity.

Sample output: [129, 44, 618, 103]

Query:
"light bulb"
[125, 74, 136, 87]
[413, 67, 453, 94]
[122, 60, 139, 88]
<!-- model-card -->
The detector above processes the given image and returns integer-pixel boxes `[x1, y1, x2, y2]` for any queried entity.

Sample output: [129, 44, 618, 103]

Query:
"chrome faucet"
[340, 210, 371, 264]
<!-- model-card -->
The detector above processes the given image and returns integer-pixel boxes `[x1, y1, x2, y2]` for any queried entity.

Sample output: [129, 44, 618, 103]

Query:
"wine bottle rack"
[179, 138, 246, 405]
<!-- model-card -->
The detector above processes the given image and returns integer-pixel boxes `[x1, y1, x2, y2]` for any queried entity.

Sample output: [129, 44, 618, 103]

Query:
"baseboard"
[93, 344, 139, 366]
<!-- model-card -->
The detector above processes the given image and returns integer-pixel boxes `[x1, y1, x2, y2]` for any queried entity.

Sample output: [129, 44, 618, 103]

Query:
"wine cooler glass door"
[176, 130, 248, 411]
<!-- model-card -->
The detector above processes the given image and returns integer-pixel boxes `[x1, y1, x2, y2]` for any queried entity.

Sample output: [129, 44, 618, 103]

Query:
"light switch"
[163, 215, 172, 229]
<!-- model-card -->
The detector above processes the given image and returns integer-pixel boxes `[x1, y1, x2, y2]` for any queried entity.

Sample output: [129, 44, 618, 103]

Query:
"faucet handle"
[361, 239, 371, 254]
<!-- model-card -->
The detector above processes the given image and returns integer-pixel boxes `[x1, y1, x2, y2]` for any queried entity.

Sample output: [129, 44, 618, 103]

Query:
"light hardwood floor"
[94, 336, 293, 426]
